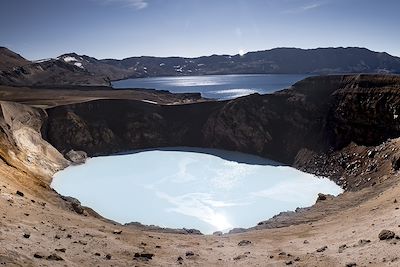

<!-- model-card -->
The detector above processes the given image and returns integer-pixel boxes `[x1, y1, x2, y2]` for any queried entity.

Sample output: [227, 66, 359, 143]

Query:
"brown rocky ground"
[1, 75, 400, 266]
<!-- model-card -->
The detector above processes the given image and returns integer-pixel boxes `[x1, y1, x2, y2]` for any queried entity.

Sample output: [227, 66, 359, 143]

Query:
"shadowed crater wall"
[44, 75, 400, 166]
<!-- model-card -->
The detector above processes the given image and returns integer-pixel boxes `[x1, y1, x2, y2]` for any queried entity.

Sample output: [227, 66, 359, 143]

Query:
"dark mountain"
[0, 47, 30, 71]
[97, 47, 400, 79]
[57, 53, 134, 81]
[0, 54, 111, 87]
[1, 47, 400, 87]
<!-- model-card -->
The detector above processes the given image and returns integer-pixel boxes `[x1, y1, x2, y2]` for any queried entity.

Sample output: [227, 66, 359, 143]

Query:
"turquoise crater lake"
[51, 148, 342, 234]
[112, 74, 310, 100]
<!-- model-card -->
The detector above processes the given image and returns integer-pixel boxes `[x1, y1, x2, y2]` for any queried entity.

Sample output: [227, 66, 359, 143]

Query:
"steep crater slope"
[45, 75, 400, 166]
[41, 74, 400, 230]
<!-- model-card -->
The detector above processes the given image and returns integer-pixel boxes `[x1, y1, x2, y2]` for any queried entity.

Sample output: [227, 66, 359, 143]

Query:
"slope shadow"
[114, 146, 285, 167]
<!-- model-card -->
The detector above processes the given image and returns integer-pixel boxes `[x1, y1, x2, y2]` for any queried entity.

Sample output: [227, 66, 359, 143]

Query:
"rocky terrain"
[0, 73, 400, 266]
[64, 47, 400, 78]
[2, 47, 400, 88]
[0, 47, 30, 71]
[0, 47, 111, 87]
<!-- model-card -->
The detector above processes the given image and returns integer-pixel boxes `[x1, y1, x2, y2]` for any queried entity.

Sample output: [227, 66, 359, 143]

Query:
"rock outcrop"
[0, 101, 68, 179]
[44, 74, 400, 169]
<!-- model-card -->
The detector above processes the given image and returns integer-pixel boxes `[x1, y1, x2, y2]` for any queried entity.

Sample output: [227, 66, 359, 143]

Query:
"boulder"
[61, 196, 84, 214]
[379, 230, 395, 240]
[316, 245, 328, 252]
[65, 150, 87, 165]
[134, 252, 154, 260]
[316, 193, 327, 202]
[238, 240, 252, 246]
[47, 254, 64, 261]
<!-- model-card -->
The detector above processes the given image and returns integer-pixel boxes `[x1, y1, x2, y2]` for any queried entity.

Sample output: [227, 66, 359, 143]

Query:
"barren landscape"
[2, 1, 400, 262]
[1, 71, 400, 266]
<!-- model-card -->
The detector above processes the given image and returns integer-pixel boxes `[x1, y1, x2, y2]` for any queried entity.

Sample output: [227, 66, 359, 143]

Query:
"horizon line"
[2, 45, 399, 61]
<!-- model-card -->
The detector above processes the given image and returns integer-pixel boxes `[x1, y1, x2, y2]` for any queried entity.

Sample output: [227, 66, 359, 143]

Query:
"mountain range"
[1, 47, 400, 87]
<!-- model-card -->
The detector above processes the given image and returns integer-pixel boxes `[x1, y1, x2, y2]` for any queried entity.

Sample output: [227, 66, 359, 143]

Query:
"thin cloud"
[96, 0, 148, 10]
[302, 3, 321, 11]
[283, 1, 326, 14]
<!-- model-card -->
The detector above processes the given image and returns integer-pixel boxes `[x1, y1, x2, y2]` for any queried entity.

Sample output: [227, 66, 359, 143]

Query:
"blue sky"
[1, 0, 399, 60]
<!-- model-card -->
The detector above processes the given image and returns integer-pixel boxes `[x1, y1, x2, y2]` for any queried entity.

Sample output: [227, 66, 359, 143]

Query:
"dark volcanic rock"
[134, 252, 154, 260]
[185, 251, 195, 257]
[238, 240, 252, 246]
[61, 196, 84, 214]
[183, 228, 202, 235]
[379, 230, 396, 240]
[33, 253, 44, 259]
[316, 193, 327, 202]
[46, 254, 64, 261]
[316, 246, 328, 252]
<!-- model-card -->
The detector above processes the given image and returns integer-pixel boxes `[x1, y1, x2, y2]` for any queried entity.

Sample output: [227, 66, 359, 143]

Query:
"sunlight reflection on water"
[113, 74, 310, 100]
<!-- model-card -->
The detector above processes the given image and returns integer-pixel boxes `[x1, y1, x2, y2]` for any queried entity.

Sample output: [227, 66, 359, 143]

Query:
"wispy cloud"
[96, 0, 148, 10]
[302, 3, 321, 11]
[283, 1, 326, 14]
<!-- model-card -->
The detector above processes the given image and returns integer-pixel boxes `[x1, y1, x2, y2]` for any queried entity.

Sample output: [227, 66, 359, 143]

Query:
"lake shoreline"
[112, 74, 310, 99]
[51, 147, 342, 234]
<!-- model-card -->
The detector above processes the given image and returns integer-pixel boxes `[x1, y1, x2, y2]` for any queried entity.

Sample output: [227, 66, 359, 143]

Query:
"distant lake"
[112, 74, 310, 100]
[51, 148, 342, 234]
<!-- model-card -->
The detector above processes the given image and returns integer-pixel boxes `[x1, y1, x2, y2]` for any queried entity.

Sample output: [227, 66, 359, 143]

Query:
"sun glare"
[210, 213, 233, 231]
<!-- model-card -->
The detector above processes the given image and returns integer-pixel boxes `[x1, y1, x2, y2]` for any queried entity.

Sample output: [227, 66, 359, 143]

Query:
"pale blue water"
[112, 74, 310, 100]
[51, 148, 342, 234]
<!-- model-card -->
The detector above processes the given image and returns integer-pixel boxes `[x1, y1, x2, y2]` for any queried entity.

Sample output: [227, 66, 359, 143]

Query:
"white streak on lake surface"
[51, 148, 342, 234]
[112, 74, 310, 100]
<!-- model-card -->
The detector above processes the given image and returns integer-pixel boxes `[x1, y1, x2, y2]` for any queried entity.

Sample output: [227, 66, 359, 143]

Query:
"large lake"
[51, 148, 342, 234]
[112, 74, 310, 100]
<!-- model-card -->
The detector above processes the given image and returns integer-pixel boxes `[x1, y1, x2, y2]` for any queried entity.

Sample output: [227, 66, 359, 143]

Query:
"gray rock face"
[65, 149, 87, 165]
[61, 196, 84, 214]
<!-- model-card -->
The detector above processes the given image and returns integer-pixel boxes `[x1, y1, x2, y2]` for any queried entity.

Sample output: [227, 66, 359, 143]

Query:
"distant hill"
[64, 47, 400, 79]
[0, 47, 30, 71]
[0, 50, 110, 87]
[101, 47, 400, 76]
[1, 47, 400, 86]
